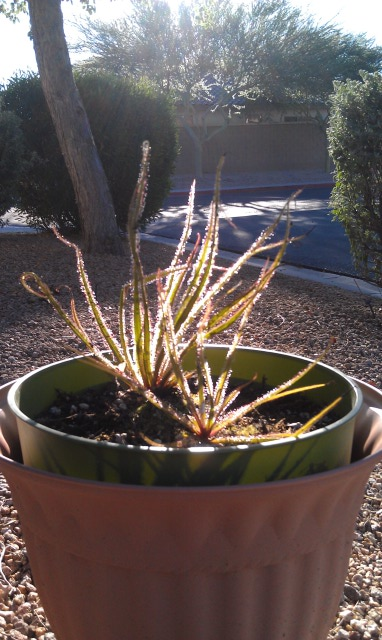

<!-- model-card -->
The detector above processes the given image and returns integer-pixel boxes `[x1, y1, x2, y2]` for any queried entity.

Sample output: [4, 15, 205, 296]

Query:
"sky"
[0, 0, 382, 85]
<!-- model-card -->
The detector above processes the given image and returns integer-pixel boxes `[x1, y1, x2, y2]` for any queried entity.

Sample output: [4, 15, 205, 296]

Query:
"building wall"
[175, 122, 328, 175]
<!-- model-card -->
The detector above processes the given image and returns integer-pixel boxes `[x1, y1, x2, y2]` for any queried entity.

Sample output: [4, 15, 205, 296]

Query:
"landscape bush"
[328, 71, 382, 284]
[1, 72, 178, 230]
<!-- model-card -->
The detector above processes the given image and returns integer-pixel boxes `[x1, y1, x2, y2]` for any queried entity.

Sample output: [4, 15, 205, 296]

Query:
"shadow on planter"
[5, 347, 363, 485]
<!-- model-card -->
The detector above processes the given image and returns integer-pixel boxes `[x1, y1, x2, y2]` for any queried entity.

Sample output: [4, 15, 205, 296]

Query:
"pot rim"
[1, 377, 381, 492]
[7, 345, 363, 456]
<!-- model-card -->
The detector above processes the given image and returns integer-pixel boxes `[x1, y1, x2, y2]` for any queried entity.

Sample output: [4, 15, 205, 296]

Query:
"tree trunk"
[182, 108, 230, 178]
[182, 122, 204, 178]
[27, 0, 125, 255]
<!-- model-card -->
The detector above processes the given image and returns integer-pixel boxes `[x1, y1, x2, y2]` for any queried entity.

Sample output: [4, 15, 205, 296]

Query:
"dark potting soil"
[35, 379, 338, 448]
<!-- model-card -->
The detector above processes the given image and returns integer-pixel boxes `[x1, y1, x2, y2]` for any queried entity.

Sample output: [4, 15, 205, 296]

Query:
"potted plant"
[7, 144, 361, 484]
[1, 143, 381, 640]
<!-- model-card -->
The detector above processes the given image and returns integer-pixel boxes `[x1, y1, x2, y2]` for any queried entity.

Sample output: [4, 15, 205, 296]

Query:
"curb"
[170, 181, 334, 197]
[141, 233, 382, 300]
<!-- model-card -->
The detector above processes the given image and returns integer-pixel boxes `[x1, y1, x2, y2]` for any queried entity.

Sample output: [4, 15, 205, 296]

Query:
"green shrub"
[0, 101, 24, 219]
[1, 72, 178, 230]
[328, 71, 382, 284]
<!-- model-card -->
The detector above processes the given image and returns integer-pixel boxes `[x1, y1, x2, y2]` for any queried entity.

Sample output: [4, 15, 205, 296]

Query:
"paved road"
[146, 186, 356, 276]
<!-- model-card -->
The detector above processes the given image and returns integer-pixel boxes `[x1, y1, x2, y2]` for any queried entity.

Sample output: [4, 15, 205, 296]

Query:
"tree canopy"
[73, 0, 382, 175]
[75, 0, 382, 109]
[0, 0, 97, 17]
[0, 1, 27, 20]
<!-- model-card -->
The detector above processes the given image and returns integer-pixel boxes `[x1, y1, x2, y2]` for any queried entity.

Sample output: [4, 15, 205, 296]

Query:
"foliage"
[1, 73, 77, 229]
[75, 0, 382, 108]
[0, 1, 27, 21]
[21, 143, 339, 444]
[328, 71, 382, 284]
[0, 101, 24, 218]
[73, 0, 382, 175]
[75, 0, 382, 110]
[1, 71, 178, 230]
[0, 0, 95, 19]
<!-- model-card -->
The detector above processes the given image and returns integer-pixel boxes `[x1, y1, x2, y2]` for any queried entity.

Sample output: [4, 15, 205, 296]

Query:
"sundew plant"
[21, 142, 340, 444]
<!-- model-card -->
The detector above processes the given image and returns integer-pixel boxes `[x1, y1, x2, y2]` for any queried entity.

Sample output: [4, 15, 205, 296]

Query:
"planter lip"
[6, 345, 363, 456]
[1, 377, 381, 492]
[0, 418, 381, 497]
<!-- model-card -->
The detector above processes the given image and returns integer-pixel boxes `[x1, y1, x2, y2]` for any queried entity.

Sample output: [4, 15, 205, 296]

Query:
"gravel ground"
[0, 232, 382, 640]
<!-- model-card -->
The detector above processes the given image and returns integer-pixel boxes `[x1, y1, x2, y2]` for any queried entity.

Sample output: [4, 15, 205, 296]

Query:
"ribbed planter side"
[0, 448, 380, 640]
[1, 381, 382, 640]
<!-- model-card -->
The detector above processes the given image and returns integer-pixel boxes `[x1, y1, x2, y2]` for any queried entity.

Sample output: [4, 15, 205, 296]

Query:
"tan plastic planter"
[1, 379, 382, 640]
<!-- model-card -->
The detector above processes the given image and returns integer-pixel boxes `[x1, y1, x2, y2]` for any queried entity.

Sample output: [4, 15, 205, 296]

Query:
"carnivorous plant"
[21, 142, 340, 444]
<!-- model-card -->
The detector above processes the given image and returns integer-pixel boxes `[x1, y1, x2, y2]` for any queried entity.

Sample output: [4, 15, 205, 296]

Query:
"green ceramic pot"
[7, 345, 362, 486]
